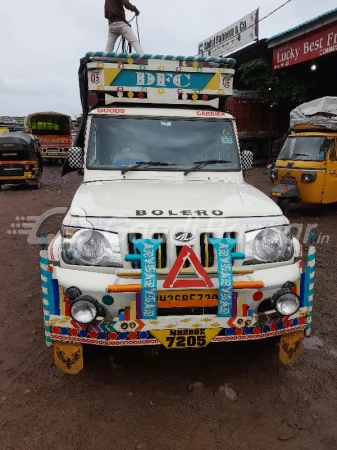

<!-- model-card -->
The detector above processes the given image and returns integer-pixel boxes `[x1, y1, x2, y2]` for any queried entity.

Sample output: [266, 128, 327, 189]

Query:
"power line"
[258, 0, 292, 27]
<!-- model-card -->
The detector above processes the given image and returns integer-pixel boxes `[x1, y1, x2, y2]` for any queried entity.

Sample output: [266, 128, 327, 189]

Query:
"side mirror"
[68, 147, 84, 170]
[241, 150, 253, 172]
[62, 147, 84, 177]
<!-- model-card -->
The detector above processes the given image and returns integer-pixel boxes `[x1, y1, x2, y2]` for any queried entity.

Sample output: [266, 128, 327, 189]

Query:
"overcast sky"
[1, 0, 336, 117]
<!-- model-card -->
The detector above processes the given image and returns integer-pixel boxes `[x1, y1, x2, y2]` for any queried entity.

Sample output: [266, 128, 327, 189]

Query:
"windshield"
[87, 117, 240, 172]
[278, 137, 326, 161]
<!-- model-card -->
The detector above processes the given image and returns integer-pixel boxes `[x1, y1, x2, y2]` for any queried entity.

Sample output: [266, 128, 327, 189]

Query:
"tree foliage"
[76, 115, 83, 126]
[237, 58, 308, 104]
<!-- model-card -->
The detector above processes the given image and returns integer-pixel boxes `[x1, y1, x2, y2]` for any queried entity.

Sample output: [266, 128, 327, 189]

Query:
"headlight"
[271, 169, 278, 180]
[301, 172, 317, 183]
[62, 227, 123, 267]
[70, 296, 98, 324]
[244, 226, 293, 265]
[273, 289, 300, 316]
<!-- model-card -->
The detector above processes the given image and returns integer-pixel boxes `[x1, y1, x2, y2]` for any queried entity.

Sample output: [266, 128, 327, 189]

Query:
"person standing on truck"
[105, 0, 143, 54]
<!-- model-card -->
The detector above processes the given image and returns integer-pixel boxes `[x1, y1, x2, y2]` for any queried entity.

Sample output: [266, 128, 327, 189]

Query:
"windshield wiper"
[184, 160, 232, 176]
[121, 161, 177, 175]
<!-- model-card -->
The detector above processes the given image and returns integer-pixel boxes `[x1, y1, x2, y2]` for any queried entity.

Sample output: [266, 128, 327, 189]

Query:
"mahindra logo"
[173, 232, 195, 242]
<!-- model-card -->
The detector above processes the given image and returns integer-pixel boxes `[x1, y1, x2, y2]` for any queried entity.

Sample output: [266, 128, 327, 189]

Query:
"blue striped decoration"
[210, 238, 241, 318]
[85, 52, 236, 67]
[133, 238, 162, 320]
[40, 253, 52, 345]
[305, 247, 316, 335]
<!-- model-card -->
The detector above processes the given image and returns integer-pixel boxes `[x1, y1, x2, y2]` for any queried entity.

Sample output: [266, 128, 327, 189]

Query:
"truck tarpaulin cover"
[290, 97, 337, 130]
[26, 112, 72, 135]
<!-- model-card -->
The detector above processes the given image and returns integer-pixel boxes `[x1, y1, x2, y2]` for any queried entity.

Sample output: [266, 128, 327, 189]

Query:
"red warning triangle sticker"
[163, 246, 214, 289]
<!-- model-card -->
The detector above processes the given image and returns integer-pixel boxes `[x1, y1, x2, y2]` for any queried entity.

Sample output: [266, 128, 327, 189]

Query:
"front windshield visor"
[278, 136, 326, 161]
[87, 117, 240, 172]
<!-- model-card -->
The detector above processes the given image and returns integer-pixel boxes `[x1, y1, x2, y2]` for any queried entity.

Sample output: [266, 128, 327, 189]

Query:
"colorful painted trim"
[51, 325, 306, 347]
[40, 251, 52, 347]
[51, 334, 159, 347]
[49, 315, 307, 346]
[305, 246, 316, 336]
[213, 325, 306, 342]
[85, 52, 236, 66]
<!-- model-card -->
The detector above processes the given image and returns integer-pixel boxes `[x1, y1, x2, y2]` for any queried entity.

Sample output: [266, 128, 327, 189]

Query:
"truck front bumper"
[40, 255, 314, 348]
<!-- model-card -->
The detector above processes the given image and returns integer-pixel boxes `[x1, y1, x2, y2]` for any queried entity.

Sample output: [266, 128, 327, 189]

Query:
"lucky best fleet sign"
[273, 23, 337, 70]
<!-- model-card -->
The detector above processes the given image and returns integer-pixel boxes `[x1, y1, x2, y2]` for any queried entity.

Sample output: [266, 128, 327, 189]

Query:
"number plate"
[157, 289, 218, 308]
[158, 290, 218, 302]
[272, 192, 281, 197]
[151, 328, 221, 349]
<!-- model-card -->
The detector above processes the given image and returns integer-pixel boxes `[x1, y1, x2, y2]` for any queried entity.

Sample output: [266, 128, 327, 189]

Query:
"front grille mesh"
[127, 232, 237, 269]
[128, 233, 167, 269]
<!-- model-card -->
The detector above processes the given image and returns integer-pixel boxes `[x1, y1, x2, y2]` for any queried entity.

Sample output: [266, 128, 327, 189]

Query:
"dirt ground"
[0, 166, 336, 450]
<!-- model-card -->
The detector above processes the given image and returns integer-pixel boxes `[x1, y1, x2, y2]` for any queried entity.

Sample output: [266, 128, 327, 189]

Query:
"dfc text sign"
[273, 23, 337, 70]
[198, 9, 259, 58]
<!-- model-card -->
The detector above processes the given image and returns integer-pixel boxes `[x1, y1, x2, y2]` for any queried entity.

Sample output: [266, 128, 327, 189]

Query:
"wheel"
[33, 179, 41, 190]
[241, 141, 259, 160]
[278, 198, 291, 215]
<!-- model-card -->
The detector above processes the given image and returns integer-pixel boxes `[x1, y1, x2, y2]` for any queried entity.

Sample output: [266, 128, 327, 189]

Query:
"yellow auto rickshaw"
[271, 124, 337, 213]
[0, 132, 43, 190]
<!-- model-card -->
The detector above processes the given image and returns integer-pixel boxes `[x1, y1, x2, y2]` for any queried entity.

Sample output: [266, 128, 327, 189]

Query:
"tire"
[32, 179, 41, 190]
[269, 163, 275, 183]
[278, 198, 291, 215]
[241, 141, 259, 160]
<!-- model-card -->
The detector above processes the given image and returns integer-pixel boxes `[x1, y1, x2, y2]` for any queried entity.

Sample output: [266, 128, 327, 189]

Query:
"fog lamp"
[70, 295, 99, 325]
[273, 289, 300, 316]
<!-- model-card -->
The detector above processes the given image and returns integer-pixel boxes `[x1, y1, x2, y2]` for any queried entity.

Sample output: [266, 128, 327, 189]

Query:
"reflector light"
[88, 93, 98, 106]
[202, 94, 209, 101]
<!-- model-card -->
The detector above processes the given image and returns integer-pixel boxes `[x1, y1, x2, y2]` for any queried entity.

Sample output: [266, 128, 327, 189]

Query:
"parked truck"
[39, 51, 316, 374]
[227, 91, 290, 162]
[25, 112, 72, 162]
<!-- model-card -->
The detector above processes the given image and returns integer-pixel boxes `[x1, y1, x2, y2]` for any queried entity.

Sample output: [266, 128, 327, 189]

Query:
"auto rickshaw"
[0, 132, 43, 190]
[271, 124, 337, 213]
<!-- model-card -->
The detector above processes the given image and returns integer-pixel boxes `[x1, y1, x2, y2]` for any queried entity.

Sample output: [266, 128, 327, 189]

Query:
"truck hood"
[69, 179, 281, 219]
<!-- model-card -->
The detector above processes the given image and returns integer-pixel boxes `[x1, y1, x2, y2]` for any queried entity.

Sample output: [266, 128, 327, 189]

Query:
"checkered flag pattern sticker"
[68, 148, 84, 169]
[241, 150, 253, 172]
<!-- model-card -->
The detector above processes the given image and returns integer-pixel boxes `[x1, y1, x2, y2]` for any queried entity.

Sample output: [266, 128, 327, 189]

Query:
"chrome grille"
[200, 232, 237, 268]
[200, 233, 215, 267]
[127, 233, 167, 269]
[127, 233, 142, 269]
[153, 233, 167, 269]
